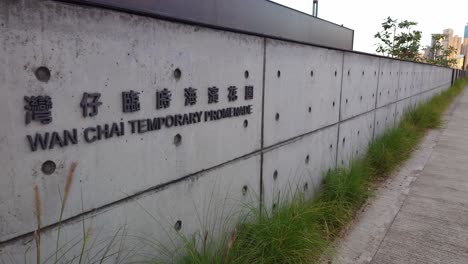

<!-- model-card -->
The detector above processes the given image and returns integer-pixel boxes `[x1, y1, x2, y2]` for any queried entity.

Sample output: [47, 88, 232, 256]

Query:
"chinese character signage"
[24, 85, 255, 152]
[80, 93, 102, 117]
[24, 96, 53, 125]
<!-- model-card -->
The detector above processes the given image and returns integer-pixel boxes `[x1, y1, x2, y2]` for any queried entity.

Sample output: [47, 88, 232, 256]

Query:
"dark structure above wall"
[58, 0, 354, 50]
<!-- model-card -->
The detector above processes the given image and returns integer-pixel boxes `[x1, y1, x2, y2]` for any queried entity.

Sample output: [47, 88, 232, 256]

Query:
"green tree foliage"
[426, 34, 458, 67]
[374, 17, 422, 61]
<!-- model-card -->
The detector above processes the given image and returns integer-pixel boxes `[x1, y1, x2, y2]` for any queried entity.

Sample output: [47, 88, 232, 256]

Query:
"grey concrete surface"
[334, 88, 468, 264]
[0, 0, 455, 261]
[263, 39, 342, 147]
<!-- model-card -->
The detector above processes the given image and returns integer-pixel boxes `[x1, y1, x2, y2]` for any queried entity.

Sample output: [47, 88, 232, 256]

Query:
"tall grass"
[30, 161, 134, 264]
[164, 78, 467, 264]
[55, 162, 77, 263]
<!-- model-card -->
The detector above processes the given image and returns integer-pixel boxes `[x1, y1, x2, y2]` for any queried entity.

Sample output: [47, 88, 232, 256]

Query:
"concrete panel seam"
[335, 52, 345, 166]
[372, 58, 382, 140]
[260, 37, 267, 210]
[394, 61, 402, 126]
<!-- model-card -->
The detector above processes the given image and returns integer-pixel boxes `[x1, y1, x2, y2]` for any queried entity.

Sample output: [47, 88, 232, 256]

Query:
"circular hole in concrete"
[342, 137, 346, 144]
[345, 99, 348, 103]
[374, 71, 376, 76]
[305, 155, 310, 164]
[304, 182, 309, 191]
[310, 70, 314, 77]
[362, 70, 365, 76]
[348, 70, 350, 76]
[357, 130, 360, 135]
[41, 160, 56, 175]
[273, 170, 278, 180]
[332, 101, 335, 107]
[244, 70, 249, 79]
[275, 113, 280, 121]
[360, 96, 363, 101]
[330, 144, 333, 149]
[277, 70, 281, 78]
[35, 66, 51, 82]
[243, 119, 248, 128]
[308, 106, 312, 113]
[242, 185, 248, 196]
[174, 134, 182, 146]
[173, 68, 182, 80]
[174, 220, 182, 231]
[372, 93, 375, 98]
[335, 70, 337, 76]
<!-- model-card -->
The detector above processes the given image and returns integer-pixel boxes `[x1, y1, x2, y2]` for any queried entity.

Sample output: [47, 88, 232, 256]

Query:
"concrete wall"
[0, 0, 454, 262]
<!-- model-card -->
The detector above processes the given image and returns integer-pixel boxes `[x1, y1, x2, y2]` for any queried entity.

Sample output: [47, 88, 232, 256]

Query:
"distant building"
[424, 27, 467, 69]
[464, 24, 468, 69]
[428, 33, 446, 59]
[441, 28, 462, 59]
[464, 23, 468, 39]
[461, 42, 468, 70]
[443, 28, 454, 38]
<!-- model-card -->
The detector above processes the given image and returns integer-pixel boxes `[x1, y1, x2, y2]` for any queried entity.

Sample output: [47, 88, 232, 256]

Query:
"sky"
[272, 0, 468, 54]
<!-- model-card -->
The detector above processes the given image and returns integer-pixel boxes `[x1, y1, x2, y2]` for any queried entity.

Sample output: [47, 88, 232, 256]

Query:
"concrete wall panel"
[421, 65, 433, 92]
[413, 64, 424, 94]
[397, 61, 416, 100]
[340, 53, 379, 120]
[374, 103, 397, 138]
[434, 67, 452, 91]
[263, 39, 343, 147]
[0, 154, 260, 263]
[426, 66, 436, 90]
[376, 58, 400, 107]
[441, 68, 452, 88]
[0, 0, 264, 241]
[337, 112, 375, 167]
[262, 125, 338, 210]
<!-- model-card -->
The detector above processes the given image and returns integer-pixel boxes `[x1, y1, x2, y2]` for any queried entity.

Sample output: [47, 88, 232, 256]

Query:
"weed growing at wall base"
[162, 78, 467, 264]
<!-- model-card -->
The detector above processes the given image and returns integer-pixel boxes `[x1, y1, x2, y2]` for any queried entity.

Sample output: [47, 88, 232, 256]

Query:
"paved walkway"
[334, 88, 468, 264]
